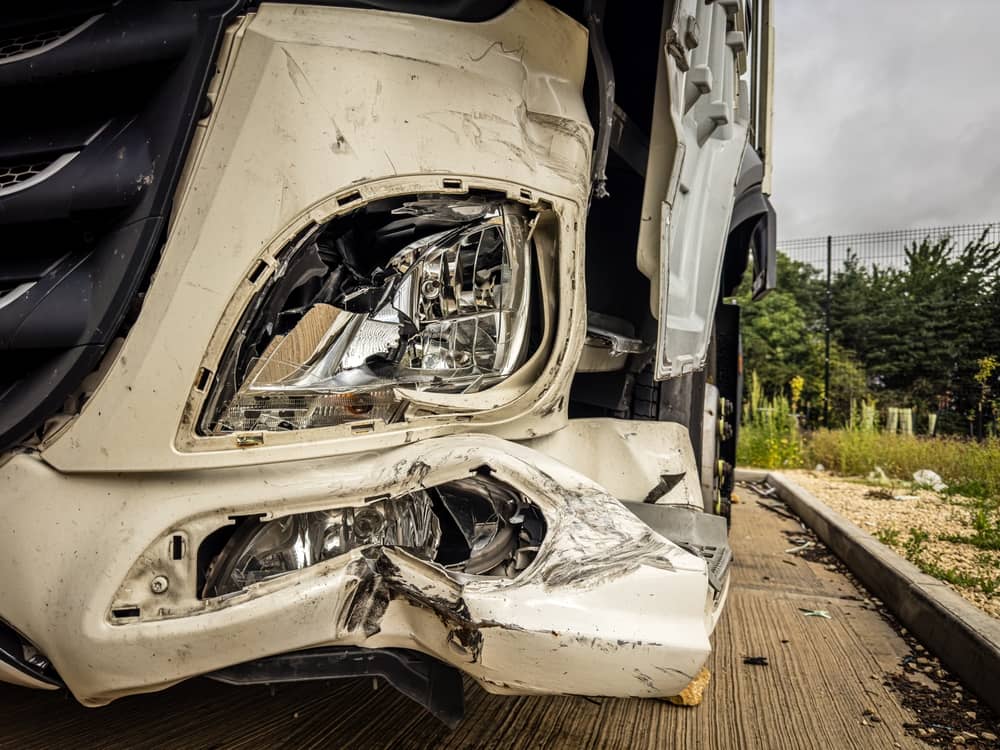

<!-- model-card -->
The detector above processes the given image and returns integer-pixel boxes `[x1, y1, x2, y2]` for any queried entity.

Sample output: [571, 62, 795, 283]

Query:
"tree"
[827, 231, 1000, 433]
[734, 252, 866, 425]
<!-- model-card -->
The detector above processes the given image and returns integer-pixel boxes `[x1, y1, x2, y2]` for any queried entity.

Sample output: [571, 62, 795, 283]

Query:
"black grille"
[0, 1, 242, 452]
[0, 16, 90, 60]
[0, 158, 56, 189]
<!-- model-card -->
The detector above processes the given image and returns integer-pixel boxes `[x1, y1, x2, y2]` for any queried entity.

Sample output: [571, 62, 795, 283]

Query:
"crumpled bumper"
[0, 433, 723, 704]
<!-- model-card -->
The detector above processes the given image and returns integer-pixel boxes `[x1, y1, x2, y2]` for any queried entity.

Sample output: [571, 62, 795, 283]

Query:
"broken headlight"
[202, 476, 546, 597]
[201, 195, 536, 433]
[204, 492, 442, 597]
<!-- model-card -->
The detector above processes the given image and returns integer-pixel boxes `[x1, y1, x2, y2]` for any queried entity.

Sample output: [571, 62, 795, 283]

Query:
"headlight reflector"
[204, 492, 442, 597]
[201, 476, 546, 597]
[203, 195, 536, 433]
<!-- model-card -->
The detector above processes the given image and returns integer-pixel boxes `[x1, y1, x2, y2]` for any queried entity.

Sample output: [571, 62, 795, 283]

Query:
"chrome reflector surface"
[206, 196, 536, 433]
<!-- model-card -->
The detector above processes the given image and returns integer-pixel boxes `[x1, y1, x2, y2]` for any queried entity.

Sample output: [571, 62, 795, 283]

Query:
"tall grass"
[736, 373, 1000, 494]
[807, 430, 1000, 499]
[737, 372, 805, 469]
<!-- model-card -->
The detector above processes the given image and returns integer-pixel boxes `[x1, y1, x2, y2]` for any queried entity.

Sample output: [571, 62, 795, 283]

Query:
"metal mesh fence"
[775, 221, 1000, 434]
[780, 222, 1000, 271]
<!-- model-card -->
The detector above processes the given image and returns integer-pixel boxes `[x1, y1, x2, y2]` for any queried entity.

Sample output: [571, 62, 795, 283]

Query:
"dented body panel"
[41, 2, 592, 472]
[0, 431, 716, 704]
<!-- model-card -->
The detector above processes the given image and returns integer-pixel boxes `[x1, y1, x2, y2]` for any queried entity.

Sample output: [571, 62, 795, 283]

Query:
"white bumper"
[0, 431, 722, 704]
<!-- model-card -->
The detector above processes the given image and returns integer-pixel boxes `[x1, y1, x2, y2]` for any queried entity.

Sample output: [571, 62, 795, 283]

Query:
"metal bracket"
[585, 0, 614, 199]
[586, 312, 649, 356]
[623, 502, 732, 592]
[609, 104, 650, 179]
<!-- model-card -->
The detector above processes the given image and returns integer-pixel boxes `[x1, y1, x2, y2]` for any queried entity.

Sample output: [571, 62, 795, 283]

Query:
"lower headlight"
[202, 193, 537, 433]
[202, 476, 546, 597]
[204, 492, 442, 597]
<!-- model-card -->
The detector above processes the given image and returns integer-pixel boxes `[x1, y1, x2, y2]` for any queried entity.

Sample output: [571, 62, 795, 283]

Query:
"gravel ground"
[782, 469, 1000, 620]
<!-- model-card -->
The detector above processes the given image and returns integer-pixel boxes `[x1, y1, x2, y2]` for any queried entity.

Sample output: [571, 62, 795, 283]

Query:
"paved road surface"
[0, 494, 936, 749]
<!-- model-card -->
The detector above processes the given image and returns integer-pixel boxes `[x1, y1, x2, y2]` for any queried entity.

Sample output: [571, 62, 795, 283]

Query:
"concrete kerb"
[734, 468, 1000, 716]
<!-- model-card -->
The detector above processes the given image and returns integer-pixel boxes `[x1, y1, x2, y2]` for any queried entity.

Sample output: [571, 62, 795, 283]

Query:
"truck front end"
[0, 0, 773, 723]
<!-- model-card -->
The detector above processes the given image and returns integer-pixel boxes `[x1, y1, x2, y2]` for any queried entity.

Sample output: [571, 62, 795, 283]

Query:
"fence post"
[824, 235, 832, 425]
[900, 408, 913, 436]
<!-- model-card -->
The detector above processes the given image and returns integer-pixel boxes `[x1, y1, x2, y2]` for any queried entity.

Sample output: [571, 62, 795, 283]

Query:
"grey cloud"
[772, 0, 1000, 239]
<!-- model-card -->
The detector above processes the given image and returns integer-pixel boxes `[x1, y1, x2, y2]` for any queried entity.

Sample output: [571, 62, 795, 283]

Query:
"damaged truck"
[0, 0, 774, 725]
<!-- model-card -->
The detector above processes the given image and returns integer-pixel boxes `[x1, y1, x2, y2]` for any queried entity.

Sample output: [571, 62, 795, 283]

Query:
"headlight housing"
[202, 476, 546, 597]
[201, 194, 538, 434]
[204, 492, 442, 596]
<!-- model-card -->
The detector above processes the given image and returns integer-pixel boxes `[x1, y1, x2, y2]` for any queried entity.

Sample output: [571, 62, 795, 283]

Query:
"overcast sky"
[771, 1, 1000, 240]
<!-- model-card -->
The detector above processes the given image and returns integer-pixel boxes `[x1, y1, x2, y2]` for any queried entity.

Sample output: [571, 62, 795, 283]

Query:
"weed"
[875, 527, 900, 546]
[890, 527, 1000, 597]
[903, 528, 930, 560]
[939, 501, 1000, 551]
[916, 559, 1000, 597]
[736, 372, 805, 469]
[942, 478, 994, 503]
[806, 430, 1000, 499]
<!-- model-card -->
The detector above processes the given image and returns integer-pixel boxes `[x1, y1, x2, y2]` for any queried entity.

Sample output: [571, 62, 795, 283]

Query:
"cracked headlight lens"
[201, 475, 547, 598]
[203, 196, 535, 433]
[204, 492, 442, 597]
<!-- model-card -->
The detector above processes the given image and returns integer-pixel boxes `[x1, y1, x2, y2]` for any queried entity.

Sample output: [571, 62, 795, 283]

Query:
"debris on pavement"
[784, 469, 1000, 619]
[742, 656, 769, 666]
[799, 609, 832, 619]
[784, 539, 814, 554]
[865, 487, 898, 500]
[913, 469, 948, 492]
[864, 486, 921, 502]
[665, 668, 712, 707]
[861, 708, 883, 724]
[867, 466, 891, 485]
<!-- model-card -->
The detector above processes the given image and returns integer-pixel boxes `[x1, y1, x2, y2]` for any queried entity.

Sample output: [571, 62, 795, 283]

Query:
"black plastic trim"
[0, 1, 242, 452]
[725, 144, 776, 300]
[250, 1, 516, 22]
[0, 620, 63, 689]
[208, 646, 465, 727]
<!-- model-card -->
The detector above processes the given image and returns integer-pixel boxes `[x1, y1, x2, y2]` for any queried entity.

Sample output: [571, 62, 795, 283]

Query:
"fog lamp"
[201, 476, 547, 597]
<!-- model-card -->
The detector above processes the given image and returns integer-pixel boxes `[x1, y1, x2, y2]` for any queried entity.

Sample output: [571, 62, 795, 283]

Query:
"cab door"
[636, 0, 773, 380]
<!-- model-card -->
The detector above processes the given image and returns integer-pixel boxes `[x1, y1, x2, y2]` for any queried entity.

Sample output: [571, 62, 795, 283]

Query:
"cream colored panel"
[0, 661, 59, 691]
[41, 1, 592, 472]
[0, 436, 712, 705]
[525, 418, 703, 506]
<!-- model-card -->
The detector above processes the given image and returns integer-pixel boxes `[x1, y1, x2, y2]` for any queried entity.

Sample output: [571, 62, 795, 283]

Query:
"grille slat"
[0, 18, 88, 61]
[0, 0, 241, 450]
[0, 160, 52, 189]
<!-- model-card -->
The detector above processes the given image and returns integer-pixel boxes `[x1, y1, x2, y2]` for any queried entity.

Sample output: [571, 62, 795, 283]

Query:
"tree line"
[734, 231, 1000, 436]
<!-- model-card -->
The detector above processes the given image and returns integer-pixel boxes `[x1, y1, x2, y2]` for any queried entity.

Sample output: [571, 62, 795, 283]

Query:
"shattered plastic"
[1, 430, 719, 704]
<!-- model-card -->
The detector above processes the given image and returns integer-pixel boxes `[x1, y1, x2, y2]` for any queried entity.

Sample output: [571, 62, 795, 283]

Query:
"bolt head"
[150, 575, 169, 595]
